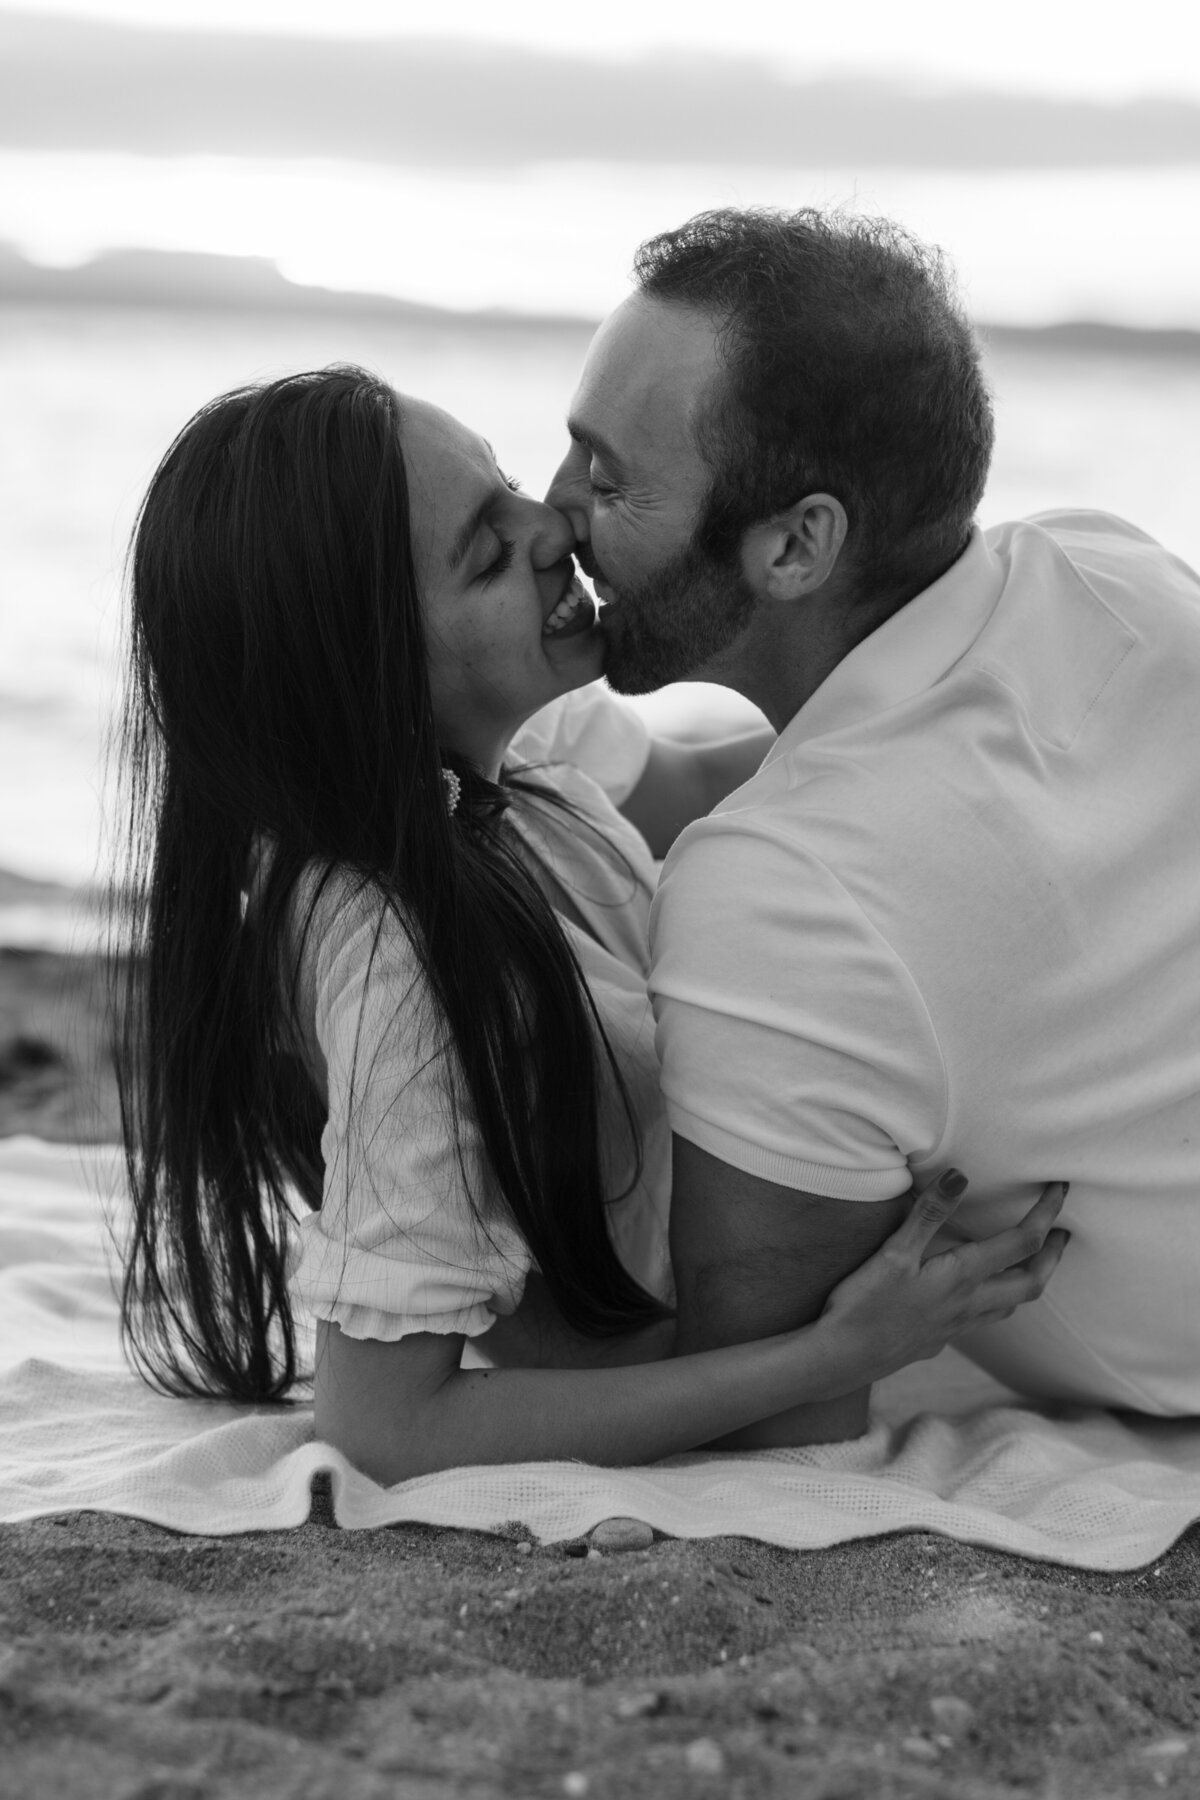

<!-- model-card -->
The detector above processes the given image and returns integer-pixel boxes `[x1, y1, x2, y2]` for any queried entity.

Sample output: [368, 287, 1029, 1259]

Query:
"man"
[546, 207, 1200, 1446]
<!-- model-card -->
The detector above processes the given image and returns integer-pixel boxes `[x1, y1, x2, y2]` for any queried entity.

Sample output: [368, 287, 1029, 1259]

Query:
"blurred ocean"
[3, 153, 1200, 936]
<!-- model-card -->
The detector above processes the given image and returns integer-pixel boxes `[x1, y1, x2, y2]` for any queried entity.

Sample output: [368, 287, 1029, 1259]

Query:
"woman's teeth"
[542, 579, 596, 638]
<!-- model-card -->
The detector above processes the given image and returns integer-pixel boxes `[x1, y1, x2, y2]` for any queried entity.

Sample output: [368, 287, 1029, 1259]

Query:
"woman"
[114, 366, 1066, 1486]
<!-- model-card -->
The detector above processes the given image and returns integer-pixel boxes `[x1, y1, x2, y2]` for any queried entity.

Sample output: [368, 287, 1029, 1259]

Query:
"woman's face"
[402, 397, 603, 771]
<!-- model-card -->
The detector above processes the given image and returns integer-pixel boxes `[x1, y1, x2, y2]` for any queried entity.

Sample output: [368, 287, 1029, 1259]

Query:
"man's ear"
[740, 494, 848, 602]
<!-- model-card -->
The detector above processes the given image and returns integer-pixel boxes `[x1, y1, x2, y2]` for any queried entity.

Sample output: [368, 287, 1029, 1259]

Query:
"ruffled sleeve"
[288, 879, 531, 1340]
[509, 683, 651, 805]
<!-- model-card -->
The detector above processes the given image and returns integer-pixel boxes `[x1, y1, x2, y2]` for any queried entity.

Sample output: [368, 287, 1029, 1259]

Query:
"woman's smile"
[541, 568, 597, 640]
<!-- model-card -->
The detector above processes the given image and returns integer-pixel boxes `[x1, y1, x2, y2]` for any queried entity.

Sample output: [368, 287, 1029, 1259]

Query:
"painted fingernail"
[938, 1169, 968, 1197]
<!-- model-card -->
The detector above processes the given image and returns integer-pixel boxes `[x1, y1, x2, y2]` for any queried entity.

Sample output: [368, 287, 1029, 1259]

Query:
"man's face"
[545, 294, 758, 694]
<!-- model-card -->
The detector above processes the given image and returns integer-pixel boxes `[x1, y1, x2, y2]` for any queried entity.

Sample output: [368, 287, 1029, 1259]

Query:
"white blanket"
[2, 1136, 1198, 1567]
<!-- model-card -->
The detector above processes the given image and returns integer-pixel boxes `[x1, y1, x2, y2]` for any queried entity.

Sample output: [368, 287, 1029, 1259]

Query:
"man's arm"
[669, 1135, 909, 1447]
[473, 1272, 675, 1370]
[619, 727, 775, 858]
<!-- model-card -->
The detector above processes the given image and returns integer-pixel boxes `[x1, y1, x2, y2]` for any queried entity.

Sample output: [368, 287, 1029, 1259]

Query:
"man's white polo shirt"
[648, 511, 1200, 1412]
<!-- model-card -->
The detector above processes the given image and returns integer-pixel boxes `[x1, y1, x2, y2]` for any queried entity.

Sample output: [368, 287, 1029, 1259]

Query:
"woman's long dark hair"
[113, 365, 665, 1403]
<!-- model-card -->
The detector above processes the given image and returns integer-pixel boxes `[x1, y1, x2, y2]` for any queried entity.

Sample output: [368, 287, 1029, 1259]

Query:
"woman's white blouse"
[288, 750, 671, 1342]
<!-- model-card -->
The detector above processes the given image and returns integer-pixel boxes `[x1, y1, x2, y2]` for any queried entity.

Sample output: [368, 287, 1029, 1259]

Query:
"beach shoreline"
[0, 940, 119, 1144]
[2, 943, 1197, 1798]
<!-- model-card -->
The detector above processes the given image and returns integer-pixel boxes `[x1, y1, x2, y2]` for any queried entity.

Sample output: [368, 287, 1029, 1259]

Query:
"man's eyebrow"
[566, 419, 628, 477]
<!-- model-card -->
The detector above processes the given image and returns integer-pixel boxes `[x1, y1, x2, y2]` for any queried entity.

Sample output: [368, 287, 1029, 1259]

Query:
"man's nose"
[544, 457, 590, 546]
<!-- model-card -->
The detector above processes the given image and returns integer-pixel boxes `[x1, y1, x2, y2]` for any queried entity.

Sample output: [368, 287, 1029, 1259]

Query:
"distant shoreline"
[2, 245, 1199, 358]
[978, 320, 1200, 359]
[0, 244, 598, 336]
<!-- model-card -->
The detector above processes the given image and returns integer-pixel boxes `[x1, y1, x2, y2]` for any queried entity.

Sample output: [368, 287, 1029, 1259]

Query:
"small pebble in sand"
[614, 1692, 664, 1720]
[708, 1556, 754, 1582]
[902, 1736, 941, 1762]
[1087, 1630, 1105, 1644]
[562, 1773, 589, 1796]
[684, 1738, 726, 1776]
[517, 1540, 532, 1555]
[1140, 1738, 1191, 1760]
[929, 1694, 975, 1736]
[589, 1517, 654, 1553]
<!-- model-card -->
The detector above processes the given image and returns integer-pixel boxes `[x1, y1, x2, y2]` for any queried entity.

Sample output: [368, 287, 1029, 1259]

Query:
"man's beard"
[599, 538, 758, 695]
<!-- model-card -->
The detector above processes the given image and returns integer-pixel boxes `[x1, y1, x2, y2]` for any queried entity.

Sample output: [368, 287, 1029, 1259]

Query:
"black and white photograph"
[1, 2, 1198, 1795]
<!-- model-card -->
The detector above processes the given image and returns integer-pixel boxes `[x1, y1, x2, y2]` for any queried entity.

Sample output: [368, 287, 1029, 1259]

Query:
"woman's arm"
[314, 1176, 1067, 1485]
[619, 726, 776, 857]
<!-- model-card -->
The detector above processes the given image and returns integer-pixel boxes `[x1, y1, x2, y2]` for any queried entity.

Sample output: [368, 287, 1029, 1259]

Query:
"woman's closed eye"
[479, 533, 517, 585]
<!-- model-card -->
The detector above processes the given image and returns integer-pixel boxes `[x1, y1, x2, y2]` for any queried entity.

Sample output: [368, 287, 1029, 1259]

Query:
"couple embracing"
[116, 208, 1199, 1484]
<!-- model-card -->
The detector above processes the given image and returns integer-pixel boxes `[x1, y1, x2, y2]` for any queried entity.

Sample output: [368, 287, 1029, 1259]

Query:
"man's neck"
[694, 592, 877, 735]
[708, 537, 973, 732]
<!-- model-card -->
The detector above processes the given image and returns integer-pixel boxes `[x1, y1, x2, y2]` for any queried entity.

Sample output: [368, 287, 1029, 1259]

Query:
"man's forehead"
[571, 294, 723, 461]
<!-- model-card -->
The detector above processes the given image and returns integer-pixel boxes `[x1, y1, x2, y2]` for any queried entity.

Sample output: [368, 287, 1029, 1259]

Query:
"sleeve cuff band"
[665, 1103, 912, 1201]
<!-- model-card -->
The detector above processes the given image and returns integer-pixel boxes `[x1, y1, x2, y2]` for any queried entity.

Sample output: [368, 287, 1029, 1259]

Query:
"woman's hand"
[818, 1172, 1069, 1386]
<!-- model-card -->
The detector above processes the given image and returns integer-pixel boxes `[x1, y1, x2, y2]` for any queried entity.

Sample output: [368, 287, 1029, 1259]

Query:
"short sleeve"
[288, 884, 530, 1340]
[509, 683, 651, 804]
[648, 820, 947, 1199]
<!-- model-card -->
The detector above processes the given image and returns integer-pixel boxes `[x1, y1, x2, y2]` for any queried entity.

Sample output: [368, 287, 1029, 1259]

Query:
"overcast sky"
[7, 0, 1198, 103]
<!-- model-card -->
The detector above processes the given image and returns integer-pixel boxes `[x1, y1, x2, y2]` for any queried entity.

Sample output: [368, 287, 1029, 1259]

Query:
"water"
[3, 302, 1200, 928]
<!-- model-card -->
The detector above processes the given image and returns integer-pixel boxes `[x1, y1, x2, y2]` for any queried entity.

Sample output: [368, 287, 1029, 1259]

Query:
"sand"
[2, 944, 1198, 1798]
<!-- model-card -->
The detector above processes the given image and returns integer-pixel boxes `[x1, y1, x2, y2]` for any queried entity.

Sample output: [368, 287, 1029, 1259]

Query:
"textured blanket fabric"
[2, 1137, 1198, 1567]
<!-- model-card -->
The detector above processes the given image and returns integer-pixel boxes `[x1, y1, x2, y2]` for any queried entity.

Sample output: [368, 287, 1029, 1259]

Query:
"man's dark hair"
[633, 207, 994, 606]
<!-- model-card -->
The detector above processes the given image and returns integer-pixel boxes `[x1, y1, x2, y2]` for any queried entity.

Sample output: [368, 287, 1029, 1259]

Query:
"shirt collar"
[765, 526, 1007, 765]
